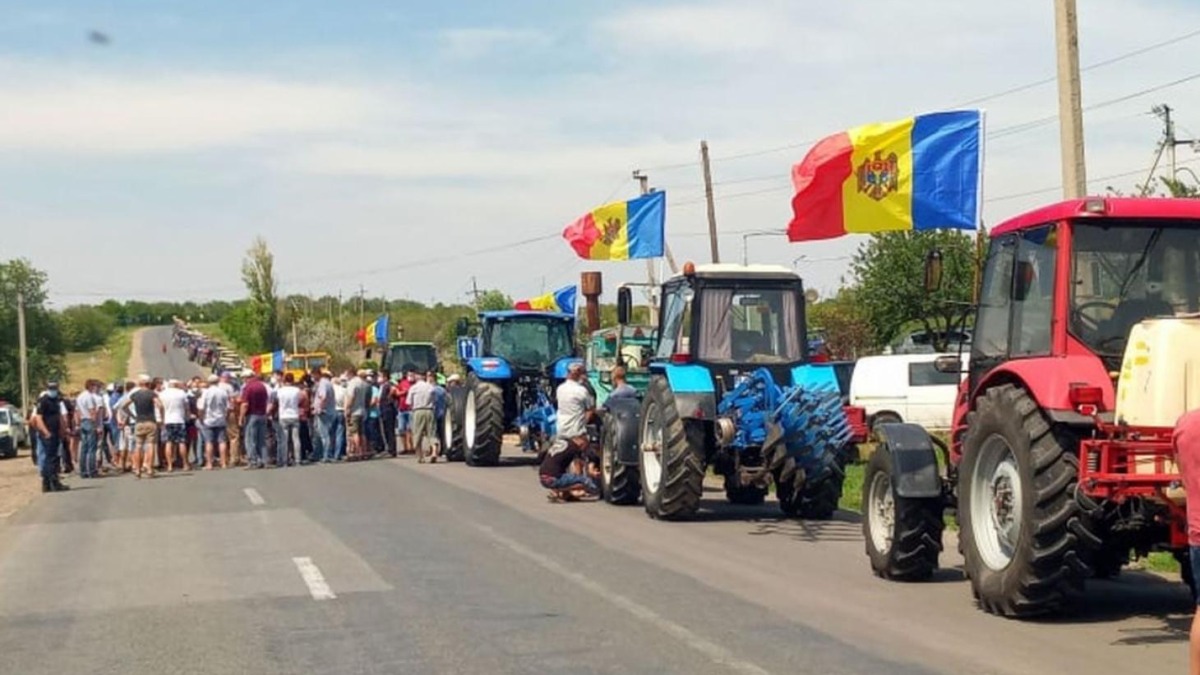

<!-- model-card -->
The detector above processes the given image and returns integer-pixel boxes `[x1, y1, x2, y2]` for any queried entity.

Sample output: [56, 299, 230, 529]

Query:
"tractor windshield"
[386, 345, 437, 374]
[698, 286, 804, 364]
[487, 317, 574, 369]
[1071, 220, 1200, 358]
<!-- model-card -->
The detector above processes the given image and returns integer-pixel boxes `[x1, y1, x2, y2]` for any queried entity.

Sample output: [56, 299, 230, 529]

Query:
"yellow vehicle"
[284, 352, 332, 381]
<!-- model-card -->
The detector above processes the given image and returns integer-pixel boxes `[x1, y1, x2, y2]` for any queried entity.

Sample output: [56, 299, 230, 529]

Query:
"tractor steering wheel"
[1072, 300, 1117, 334]
[619, 353, 639, 372]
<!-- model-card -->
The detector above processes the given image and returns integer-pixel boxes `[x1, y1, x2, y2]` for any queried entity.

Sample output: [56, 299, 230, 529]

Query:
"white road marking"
[243, 488, 265, 506]
[471, 523, 772, 675]
[292, 556, 336, 600]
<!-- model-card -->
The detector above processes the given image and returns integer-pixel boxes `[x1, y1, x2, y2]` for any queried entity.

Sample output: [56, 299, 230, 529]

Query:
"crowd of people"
[28, 363, 459, 493]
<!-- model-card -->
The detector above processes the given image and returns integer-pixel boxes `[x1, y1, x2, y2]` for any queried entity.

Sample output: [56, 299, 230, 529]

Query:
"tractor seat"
[1099, 298, 1175, 346]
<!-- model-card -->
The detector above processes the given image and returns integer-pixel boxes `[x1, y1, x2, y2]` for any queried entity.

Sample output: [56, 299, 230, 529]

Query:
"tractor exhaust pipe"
[581, 271, 602, 333]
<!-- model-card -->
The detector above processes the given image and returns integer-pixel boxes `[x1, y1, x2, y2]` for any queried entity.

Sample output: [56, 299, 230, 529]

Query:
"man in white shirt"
[198, 375, 231, 469]
[275, 373, 303, 468]
[74, 380, 102, 479]
[159, 380, 191, 472]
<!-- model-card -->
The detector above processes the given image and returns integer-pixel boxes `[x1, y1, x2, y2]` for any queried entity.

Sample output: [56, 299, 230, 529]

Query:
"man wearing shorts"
[159, 379, 191, 472]
[119, 375, 163, 478]
[199, 374, 230, 469]
[223, 372, 243, 466]
[343, 369, 368, 461]
[1175, 409, 1200, 674]
[240, 371, 270, 469]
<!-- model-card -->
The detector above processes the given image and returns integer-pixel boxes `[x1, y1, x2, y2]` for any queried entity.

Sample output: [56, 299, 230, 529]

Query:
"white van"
[848, 353, 967, 431]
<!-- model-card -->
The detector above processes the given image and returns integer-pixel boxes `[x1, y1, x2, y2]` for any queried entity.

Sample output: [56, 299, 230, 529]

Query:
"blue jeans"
[244, 415, 267, 467]
[37, 434, 61, 481]
[315, 413, 334, 461]
[79, 420, 98, 477]
[329, 414, 345, 461]
[539, 472, 598, 493]
[278, 420, 300, 466]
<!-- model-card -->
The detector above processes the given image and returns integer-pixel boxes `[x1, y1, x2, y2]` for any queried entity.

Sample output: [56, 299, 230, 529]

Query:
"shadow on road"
[1023, 571, 1193, 640]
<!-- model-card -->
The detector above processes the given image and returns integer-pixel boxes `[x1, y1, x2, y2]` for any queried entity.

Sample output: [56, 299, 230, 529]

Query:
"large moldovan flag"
[563, 191, 665, 260]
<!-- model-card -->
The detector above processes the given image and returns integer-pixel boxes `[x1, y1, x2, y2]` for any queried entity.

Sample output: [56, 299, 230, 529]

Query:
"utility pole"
[1152, 104, 1198, 180]
[632, 169, 680, 276]
[17, 291, 29, 416]
[467, 276, 484, 310]
[357, 284, 365, 329]
[700, 140, 721, 262]
[1054, 0, 1087, 198]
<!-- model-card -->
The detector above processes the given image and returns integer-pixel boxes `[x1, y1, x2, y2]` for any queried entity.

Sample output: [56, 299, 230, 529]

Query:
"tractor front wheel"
[464, 376, 503, 467]
[959, 384, 1089, 617]
[601, 410, 641, 506]
[863, 444, 944, 581]
[443, 385, 468, 462]
[639, 376, 703, 520]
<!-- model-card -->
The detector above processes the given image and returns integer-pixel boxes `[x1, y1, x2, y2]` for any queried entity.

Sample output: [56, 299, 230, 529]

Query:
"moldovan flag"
[787, 110, 983, 242]
[563, 191, 665, 260]
[251, 350, 285, 374]
[361, 315, 388, 346]
[514, 285, 577, 314]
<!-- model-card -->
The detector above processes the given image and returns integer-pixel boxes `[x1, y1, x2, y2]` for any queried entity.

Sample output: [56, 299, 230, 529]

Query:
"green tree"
[241, 237, 282, 349]
[807, 289, 875, 359]
[218, 301, 266, 354]
[57, 305, 117, 351]
[476, 290, 513, 312]
[851, 230, 976, 350]
[0, 259, 66, 404]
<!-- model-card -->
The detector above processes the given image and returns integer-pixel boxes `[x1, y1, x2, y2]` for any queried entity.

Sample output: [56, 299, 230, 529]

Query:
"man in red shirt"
[240, 373, 270, 470]
[395, 371, 415, 454]
[1174, 408, 1200, 675]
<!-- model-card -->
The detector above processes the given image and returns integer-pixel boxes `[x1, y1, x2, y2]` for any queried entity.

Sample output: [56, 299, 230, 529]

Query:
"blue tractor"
[603, 263, 852, 519]
[446, 310, 582, 466]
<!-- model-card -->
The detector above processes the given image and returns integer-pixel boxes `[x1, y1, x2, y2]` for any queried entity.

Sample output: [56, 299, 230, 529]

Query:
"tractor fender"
[552, 356, 584, 380]
[465, 356, 512, 380]
[653, 364, 717, 420]
[603, 397, 642, 466]
[968, 355, 1113, 420]
[875, 423, 942, 499]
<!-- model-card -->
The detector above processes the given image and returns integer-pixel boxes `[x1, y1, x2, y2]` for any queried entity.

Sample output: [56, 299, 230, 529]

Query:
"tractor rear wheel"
[639, 376, 703, 520]
[959, 384, 1089, 617]
[601, 410, 641, 505]
[443, 386, 468, 462]
[863, 444, 944, 581]
[464, 375, 503, 467]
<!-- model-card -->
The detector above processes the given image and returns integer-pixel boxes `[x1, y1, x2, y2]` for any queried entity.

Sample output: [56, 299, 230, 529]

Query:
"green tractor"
[380, 341, 444, 383]
[586, 325, 657, 406]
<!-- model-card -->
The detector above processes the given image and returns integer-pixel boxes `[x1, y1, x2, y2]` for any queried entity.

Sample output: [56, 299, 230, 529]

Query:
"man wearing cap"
[343, 369, 369, 461]
[313, 368, 337, 463]
[75, 380, 103, 478]
[240, 371, 270, 469]
[31, 381, 69, 493]
[406, 371, 438, 463]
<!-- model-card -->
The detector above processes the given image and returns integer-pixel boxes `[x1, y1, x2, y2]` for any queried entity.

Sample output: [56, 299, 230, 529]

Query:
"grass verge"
[62, 327, 137, 391]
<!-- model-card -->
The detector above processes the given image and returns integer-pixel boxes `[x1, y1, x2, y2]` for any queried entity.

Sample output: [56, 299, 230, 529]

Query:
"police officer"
[31, 380, 70, 493]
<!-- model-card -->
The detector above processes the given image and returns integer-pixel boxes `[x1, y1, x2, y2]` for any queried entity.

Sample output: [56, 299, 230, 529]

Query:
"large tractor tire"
[464, 375, 504, 467]
[723, 474, 768, 505]
[959, 384, 1090, 617]
[443, 385, 468, 462]
[639, 376, 704, 520]
[863, 444, 944, 581]
[600, 409, 641, 506]
[775, 458, 801, 516]
[791, 447, 848, 520]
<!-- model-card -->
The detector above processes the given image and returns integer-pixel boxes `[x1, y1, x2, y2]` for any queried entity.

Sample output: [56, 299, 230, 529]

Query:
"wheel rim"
[970, 435, 1023, 571]
[443, 410, 454, 450]
[602, 431, 614, 489]
[464, 390, 477, 450]
[642, 401, 663, 494]
[867, 470, 895, 555]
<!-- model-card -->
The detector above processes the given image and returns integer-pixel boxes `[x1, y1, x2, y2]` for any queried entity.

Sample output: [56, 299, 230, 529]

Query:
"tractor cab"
[381, 341, 441, 380]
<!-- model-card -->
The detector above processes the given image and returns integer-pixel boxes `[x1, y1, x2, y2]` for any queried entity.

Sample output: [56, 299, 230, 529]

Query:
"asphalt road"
[136, 325, 209, 380]
[0, 337, 1191, 674]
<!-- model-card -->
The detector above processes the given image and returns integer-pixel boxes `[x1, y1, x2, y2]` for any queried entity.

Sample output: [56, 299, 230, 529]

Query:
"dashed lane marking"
[292, 556, 336, 601]
[243, 488, 265, 506]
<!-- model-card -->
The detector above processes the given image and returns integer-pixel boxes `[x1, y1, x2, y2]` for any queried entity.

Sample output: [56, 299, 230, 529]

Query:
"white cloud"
[438, 27, 551, 60]
[0, 61, 384, 154]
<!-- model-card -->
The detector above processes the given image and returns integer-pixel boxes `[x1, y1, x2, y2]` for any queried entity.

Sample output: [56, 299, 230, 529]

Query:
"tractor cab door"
[968, 234, 1016, 394]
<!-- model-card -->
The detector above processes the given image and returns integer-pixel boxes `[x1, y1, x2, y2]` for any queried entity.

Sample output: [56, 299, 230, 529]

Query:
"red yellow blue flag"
[787, 110, 983, 242]
[563, 191, 665, 260]
[513, 285, 577, 314]
[361, 315, 388, 346]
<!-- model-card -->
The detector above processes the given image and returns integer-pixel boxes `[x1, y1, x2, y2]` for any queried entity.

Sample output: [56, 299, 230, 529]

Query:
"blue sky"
[5, 0, 1200, 307]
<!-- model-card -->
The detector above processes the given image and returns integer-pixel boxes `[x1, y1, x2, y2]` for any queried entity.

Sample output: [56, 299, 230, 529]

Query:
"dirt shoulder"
[0, 449, 41, 519]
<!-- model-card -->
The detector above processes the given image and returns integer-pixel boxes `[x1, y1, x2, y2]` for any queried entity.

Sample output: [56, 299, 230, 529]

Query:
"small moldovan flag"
[787, 110, 983, 242]
[563, 191, 665, 260]
[358, 315, 389, 346]
[514, 285, 577, 314]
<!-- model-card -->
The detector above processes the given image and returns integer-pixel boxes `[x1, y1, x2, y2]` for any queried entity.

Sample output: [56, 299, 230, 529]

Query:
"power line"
[984, 154, 1200, 203]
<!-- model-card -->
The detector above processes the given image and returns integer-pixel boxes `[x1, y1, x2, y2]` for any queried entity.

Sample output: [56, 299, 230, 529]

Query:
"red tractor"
[863, 197, 1200, 617]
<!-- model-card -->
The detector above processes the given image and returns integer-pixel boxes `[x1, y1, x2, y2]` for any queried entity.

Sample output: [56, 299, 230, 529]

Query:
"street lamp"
[791, 254, 808, 269]
[741, 230, 787, 265]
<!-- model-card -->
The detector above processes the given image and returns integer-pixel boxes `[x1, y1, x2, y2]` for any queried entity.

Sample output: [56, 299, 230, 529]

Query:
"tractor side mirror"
[1013, 261, 1035, 302]
[933, 355, 962, 374]
[455, 317, 469, 336]
[924, 249, 944, 293]
[617, 287, 632, 325]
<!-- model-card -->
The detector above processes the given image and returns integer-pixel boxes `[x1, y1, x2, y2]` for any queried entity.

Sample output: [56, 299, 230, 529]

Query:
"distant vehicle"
[848, 353, 966, 431]
[0, 405, 24, 458]
[585, 325, 657, 406]
[380, 342, 441, 382]
[284, 352, 332, 381]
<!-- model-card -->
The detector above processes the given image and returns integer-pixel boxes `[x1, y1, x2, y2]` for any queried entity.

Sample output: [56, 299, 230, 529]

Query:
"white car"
[848, 353, 968, 431]
[0, 405, 24, 458]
